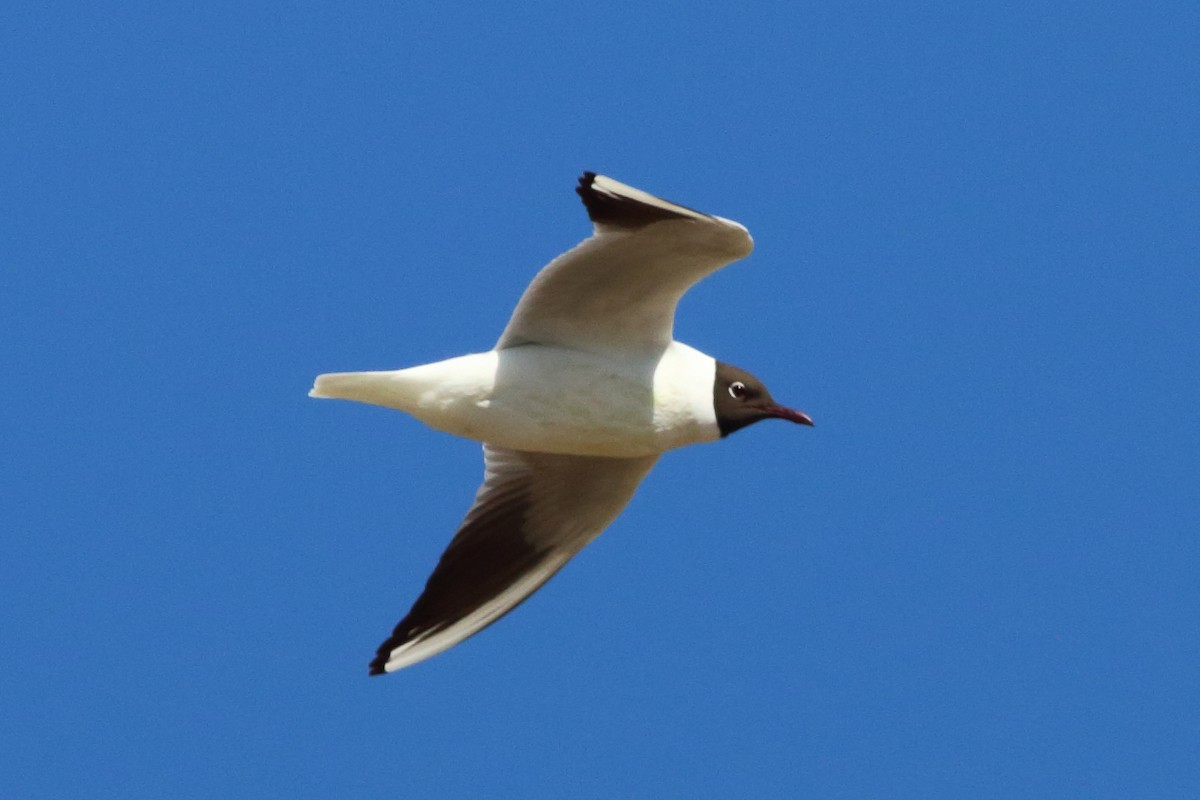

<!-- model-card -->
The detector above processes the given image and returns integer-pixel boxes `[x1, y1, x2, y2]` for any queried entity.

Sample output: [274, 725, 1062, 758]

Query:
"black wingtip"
[575, 171, 598, 208]
[368, 641, 394, 675]
[368, 634, 401, 676]
[574, 171, 703, 229]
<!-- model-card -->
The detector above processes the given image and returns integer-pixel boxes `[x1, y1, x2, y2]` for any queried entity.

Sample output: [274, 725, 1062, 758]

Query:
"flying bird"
[311, 173, 813, 674]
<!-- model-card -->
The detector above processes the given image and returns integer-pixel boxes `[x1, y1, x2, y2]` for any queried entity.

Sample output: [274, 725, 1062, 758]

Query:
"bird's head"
[713, 361, 813, 437]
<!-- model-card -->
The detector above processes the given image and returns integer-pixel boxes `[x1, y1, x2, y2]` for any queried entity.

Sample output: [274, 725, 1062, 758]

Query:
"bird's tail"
[309, 370, 415, 409]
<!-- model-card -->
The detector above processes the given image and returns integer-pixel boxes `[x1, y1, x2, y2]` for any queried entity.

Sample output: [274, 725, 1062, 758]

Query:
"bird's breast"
[399, 343, 720, 457]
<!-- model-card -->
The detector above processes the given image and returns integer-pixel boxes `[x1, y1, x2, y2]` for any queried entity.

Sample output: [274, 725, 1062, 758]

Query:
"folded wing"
[370, 445, 659, 673]
[496, 173, 753, 355]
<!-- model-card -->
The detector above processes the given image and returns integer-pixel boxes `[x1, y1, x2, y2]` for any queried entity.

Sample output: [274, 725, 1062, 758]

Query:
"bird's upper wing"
[370, 445, 659, 674]
[495, 173, 754, 356]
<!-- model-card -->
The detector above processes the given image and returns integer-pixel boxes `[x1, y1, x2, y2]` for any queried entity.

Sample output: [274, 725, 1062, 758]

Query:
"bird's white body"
[311, 341, 720, 458]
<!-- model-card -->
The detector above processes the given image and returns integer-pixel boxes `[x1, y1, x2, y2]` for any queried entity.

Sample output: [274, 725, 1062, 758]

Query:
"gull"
[311, 172, 813, 674]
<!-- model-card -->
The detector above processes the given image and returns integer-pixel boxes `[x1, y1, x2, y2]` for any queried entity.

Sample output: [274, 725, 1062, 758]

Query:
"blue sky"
[4, 2, 1199, 797]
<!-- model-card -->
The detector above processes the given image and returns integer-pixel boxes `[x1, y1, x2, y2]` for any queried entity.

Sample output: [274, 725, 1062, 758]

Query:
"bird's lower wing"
[370, 445, 659, 674]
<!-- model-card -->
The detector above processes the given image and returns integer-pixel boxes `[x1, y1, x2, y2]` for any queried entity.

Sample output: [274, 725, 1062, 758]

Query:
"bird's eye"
[728, 381, 747, 399]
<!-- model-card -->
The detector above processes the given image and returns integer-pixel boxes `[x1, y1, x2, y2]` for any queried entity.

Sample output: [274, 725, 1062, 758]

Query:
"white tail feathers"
[309, 371, 415, 409]
[309, 352, 500, 438]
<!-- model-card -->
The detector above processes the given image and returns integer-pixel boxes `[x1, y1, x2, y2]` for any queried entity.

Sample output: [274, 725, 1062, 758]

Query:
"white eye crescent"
[728, 381, 747, 399]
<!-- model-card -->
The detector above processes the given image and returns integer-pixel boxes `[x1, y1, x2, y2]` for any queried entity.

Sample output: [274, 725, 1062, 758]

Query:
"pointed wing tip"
[575, 171, 710, 230]
[369, 630, 415, 675]
[574, 171, 605, 219]
[573, 172, 750, 254]
[368, 642, 393, 675]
